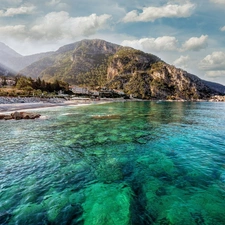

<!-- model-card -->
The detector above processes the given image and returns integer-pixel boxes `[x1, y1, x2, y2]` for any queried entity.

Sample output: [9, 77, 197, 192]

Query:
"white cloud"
[199, 51, 225, 70]
[210, 0, 225, 5]
[0, 0, 22, 4]
[220, 26, 225, 31]
[121, 36, 178, 52]
[47, 0, 61, 6]
[30, 11, 112, 40]
[0, 25, 26, 36]
[0, 5, 35, 17]
[173, 55, 190, 69]
[46, 0, 68, 10]
[122, 3, 195, 23]
[182, 35, 208, 51]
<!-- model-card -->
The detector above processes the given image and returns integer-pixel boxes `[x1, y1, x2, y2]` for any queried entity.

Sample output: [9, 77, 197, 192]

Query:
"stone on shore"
[11, 111, 22, 120]
[19, 112, 41, 119]
[0, 111, 41, 120]
[0, 114, 7, 120]
[4, 116, 13, 120]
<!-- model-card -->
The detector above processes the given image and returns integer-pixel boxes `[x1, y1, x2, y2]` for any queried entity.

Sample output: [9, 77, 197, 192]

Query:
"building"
[71, 86, 89, 95]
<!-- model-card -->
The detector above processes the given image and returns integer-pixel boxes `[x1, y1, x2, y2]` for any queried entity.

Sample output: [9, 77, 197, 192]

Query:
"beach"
[0, 97, 130, 114]
[0, 98, 104, 114]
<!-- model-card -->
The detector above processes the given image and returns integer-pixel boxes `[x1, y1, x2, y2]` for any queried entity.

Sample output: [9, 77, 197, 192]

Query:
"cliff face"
[107, 47, 160, 80]
[107, 50, 212, 100]
[19, 39, 224, 100]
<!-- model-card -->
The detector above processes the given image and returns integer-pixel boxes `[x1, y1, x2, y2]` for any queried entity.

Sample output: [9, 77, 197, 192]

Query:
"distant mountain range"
[0, 62, 14, 77]
[0, 42, 53, 72]
[0, 39, 225, 99]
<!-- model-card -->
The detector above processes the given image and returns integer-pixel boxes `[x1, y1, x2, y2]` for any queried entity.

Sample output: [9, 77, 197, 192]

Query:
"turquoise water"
[0, 101, 225, 225]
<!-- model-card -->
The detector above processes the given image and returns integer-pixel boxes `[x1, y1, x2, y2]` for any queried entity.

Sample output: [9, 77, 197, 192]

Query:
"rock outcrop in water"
[0, 111, 41, 120]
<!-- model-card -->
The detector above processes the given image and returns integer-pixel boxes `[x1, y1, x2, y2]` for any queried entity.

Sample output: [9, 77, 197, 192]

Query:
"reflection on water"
[0, 102, 225, 225]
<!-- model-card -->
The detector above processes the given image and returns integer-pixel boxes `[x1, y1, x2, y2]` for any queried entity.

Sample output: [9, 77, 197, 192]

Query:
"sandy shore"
[0, 99, 110, 114]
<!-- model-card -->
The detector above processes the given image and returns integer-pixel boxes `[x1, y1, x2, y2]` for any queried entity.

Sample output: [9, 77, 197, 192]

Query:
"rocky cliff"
[106, 48, 213, 100]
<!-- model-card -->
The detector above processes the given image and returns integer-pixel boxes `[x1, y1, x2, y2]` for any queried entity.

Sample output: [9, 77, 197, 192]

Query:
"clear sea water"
[0, 101, 225, 225]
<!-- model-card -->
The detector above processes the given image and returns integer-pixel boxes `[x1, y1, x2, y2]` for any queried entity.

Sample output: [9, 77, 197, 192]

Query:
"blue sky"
[0, 0, 225, 84]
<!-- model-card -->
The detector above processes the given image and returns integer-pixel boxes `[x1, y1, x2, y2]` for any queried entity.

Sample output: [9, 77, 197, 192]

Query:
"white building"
[71, 86, 89, 94]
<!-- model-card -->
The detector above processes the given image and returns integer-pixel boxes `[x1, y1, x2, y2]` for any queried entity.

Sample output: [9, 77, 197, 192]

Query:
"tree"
[1, 77, 7, 86]
[16, 77, 33, 90]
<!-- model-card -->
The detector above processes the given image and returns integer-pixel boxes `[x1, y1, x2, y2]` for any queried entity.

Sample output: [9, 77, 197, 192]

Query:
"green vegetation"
[150, 61, 165, 71]
[111, 48, 160, 75]
[0, 75, 70, 97]
[124, 72, 152, 99]
[75, 61, 108, 88]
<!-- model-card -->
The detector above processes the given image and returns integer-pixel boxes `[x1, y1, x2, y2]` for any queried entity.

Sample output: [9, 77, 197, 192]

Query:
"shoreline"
[0, 99, 111, 114]
[1, 97, 225, 115]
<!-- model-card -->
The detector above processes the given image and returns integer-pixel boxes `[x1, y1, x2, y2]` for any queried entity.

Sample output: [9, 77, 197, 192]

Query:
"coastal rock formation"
[209, 95, 225, 101]
[0, 111, 41, 120]
[106, 49, 213, 100]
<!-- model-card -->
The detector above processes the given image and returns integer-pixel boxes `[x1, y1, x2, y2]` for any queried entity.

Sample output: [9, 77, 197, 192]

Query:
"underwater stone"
[10, 203, 44, 225]
[82, 183, 132, 225]
[0, 212, 12, 224]
[42, 191, 70, 223]
[166, 203, 196, 225]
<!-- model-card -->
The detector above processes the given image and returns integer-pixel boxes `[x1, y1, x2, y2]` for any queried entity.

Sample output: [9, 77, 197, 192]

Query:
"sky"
[0, 0, 225, 84]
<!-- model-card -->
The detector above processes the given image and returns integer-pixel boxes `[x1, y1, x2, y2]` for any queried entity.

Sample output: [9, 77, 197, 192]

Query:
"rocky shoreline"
[1, 96, 225, 105]
[208, 95, 225, 102]
[0, 96, 65, 104]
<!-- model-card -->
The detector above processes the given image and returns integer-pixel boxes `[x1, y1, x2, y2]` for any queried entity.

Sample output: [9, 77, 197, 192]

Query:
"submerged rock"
[0, 212, 12, 224]
[92, 114, 121, 120]
[10, 203, 44, 225]
[82, 183, 132, 225]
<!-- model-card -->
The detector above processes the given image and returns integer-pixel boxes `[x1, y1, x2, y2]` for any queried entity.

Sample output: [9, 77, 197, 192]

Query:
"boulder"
[0, 114, 7, 120]
[0, 111, 41, 120]
[11, 111, 22, 120]
[20, 112, 41, 119]
[4, 116, 13, 120]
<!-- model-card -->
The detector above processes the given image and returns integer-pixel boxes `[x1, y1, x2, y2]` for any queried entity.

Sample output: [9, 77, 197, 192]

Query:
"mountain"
[19, 39, 225, 100]
[202, 80, 225, 94]
[20, 39, 120, 84]
[0, 62, 15, 77]
[0, 42, 53, 72]
[0, 42, 22, 58]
